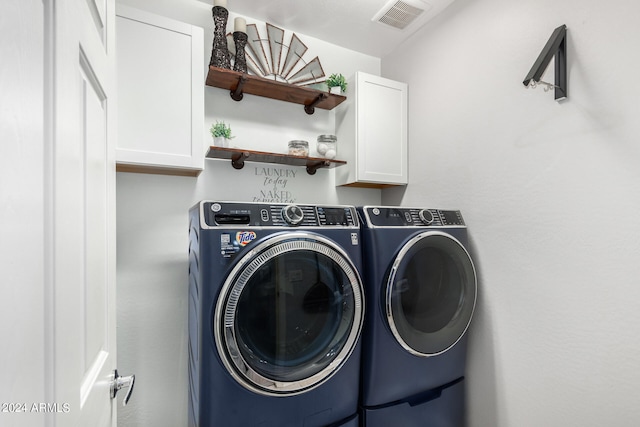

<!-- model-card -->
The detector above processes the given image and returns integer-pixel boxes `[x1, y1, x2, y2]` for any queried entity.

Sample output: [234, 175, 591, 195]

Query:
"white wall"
[115, 1, 381, 425]
[1, 2, 47, 426]
[382, 0, 640, 425]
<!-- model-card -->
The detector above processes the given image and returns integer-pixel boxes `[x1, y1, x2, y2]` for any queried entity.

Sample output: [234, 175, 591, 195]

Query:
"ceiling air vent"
[372, 0, 429, 30]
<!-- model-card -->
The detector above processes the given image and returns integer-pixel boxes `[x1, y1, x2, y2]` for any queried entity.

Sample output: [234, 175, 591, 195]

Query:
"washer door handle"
[111, 369, 135, 406]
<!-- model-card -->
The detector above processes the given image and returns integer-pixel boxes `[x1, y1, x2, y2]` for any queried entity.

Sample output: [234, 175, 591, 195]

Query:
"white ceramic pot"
[213, 136, 229, 148]
[329, 86, 342, 95]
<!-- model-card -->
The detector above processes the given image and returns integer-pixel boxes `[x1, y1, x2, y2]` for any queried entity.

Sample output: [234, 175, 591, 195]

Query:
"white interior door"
[50, 0, 118, 424]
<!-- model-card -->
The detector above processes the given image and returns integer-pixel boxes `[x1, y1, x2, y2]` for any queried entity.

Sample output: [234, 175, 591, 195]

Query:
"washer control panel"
[202, 201, 358, 227]
[363, 206, 465, 227]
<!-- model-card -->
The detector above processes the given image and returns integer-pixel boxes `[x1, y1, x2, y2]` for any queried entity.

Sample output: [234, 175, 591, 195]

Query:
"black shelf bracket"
[230, 75, 247, 101]
[304, 93, 328, 115]
[523, 24, 567, 101]
[230, 151, 249, 169]
[306, 160, 331, 175]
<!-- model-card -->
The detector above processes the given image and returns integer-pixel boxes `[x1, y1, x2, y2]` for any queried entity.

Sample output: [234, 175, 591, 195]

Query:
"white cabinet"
[335, 72, 408, 187]
[115, 6, 204, 176]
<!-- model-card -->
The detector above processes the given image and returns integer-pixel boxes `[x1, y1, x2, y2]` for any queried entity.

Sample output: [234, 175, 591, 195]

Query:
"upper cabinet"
[115, 6, 204, 176]
[335, 72, 407, 188]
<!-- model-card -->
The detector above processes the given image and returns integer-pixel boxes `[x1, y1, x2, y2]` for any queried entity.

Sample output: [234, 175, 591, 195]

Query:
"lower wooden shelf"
[206, 147, 346, 175]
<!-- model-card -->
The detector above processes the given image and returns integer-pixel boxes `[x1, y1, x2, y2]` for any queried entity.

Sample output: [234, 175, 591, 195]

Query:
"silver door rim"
[386, 231, 477, 357]
[214, 232, 364, 396]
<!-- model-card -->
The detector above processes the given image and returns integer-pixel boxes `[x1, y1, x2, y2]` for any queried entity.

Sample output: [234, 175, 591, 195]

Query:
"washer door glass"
[386, 231, 477, 356]
[215, 233, 364, 396]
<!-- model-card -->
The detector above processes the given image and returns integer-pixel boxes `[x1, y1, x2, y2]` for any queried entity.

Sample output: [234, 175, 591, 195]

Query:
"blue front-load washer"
[357, 206, 477, 425]
[188, 201, 365, 427]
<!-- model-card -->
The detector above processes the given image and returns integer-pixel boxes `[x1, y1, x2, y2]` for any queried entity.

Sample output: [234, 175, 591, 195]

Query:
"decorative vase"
[232, 31, 248, 73]
[210, 6, 231, 69]
[329, 86, 342, 95]
[213, 136, 229, 148]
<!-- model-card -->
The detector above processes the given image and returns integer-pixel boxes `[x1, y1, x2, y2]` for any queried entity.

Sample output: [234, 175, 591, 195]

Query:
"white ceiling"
[197, 0, 455, 57]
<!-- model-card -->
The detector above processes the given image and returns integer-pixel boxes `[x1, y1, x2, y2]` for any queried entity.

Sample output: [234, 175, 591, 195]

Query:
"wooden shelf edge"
[116, 163, 202, 177]
[205, 67, 347, 111]
[205, 146, 346, 175]
[337, 181, 407, 189]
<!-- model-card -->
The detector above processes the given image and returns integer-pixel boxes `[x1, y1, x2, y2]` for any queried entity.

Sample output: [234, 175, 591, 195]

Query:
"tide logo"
[236, 231, 257, 246]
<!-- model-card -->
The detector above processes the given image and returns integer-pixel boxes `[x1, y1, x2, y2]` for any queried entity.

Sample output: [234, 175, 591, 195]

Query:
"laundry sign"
[201, 161, 337, 204]
[252, 166, 299, 203]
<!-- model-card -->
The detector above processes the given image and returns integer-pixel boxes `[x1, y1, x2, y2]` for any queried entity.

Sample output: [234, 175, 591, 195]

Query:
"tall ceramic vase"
[232, 31, 248, 74]
[210, 5, 231, 69]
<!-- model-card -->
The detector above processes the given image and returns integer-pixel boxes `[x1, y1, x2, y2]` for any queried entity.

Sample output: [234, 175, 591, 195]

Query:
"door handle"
[111, 369, 135, 406]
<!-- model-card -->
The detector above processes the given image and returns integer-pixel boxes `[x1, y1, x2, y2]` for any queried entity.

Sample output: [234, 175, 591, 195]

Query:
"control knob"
[282, 205, 304, 225]
[418, 209, 434, 225]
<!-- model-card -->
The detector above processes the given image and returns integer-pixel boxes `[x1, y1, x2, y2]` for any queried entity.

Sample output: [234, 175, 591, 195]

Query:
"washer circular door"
[386, 231, 477, 357]
[214, 232, 364, 396]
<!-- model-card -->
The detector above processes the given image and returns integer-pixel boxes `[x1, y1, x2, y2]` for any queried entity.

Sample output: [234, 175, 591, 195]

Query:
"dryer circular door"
[386, 231, 477, 357]
[214, 232, 364, 396]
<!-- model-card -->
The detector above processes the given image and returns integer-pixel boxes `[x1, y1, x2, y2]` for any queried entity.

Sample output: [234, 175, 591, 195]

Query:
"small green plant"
[210, 121, 234, 139]
[326, 73, 347, 92]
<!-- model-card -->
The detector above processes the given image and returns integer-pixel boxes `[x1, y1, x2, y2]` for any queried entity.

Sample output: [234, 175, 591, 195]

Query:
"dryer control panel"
[201, 201, 359, 228]
[362, 206, 465, 227]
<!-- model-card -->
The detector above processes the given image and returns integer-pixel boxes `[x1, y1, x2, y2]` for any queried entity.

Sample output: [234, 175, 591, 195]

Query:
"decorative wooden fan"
[227, 22, 325, 86]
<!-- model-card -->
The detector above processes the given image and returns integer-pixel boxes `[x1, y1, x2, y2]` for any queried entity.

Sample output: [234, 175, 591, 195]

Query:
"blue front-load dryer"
[188, 201, 365, 427]
[357, 206, 477, 425]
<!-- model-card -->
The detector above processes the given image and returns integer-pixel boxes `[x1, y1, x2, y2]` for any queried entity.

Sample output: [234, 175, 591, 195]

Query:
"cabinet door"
[356, 73, 407, 185]
[335, 72, 407, 187]
[115, 6, 204, 176]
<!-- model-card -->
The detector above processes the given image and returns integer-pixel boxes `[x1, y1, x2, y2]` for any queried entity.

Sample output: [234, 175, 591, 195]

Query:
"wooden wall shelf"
[206, 146, 346, 175]
[205, 67, 346, 114]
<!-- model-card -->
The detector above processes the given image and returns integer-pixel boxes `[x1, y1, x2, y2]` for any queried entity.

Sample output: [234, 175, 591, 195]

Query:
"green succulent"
[326, 73, 347, 92]
[210, 121, 234, 139]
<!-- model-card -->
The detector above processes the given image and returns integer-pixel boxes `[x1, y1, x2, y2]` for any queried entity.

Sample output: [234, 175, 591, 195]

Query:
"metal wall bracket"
[523, 24, 567, 101]
[306, 160, 330, 175]
[230, 151, 249, 169]
[304, 93, 328, 115]
[230, 75, 247, 101]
